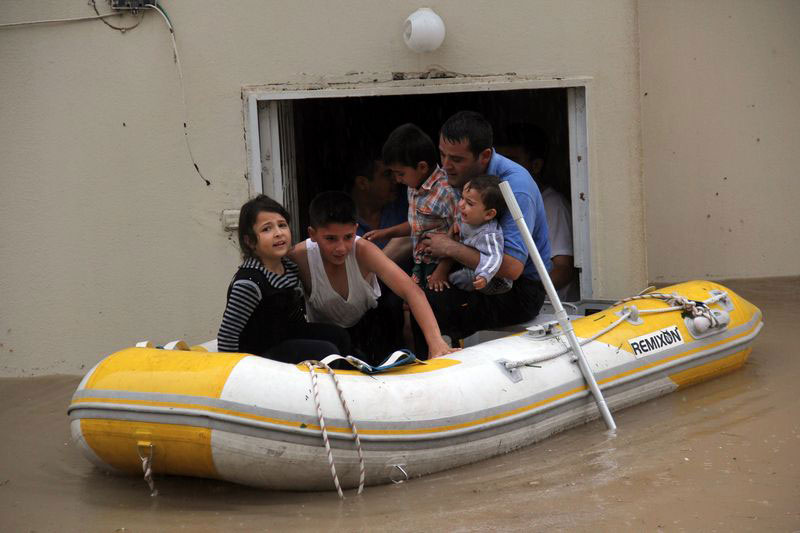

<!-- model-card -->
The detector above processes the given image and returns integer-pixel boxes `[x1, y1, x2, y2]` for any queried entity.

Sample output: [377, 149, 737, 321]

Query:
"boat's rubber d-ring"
[390, 464, 409, 484]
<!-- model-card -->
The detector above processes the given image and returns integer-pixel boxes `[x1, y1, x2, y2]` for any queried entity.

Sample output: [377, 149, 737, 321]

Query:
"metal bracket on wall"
[110, 0, 148, 10]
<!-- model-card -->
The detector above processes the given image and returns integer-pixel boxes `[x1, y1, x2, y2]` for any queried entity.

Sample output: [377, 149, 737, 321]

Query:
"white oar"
[499, 181, 617, 432]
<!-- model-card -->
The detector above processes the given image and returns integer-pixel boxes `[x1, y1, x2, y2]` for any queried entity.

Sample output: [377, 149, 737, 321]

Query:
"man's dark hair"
[464, 175, 506, 218]
[440, 110, 493, 156]
[309, 191, 357, 228]
[238, 194, 291, 259]
[382, 123, 438, 171]
[344, 154, 380, 193]
[502, 123, 549, 162]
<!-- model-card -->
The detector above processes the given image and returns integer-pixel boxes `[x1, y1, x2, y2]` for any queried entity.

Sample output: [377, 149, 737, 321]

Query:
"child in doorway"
[448, 175, 512, 294]
[364, 123, 458, 290]
[217, 194, 351, 362]
[289, 191, 455, 361]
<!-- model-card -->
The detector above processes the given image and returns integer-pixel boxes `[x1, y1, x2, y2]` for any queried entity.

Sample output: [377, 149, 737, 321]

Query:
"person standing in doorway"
[346, 153, 412, 269]
[497, 123, 579, 301]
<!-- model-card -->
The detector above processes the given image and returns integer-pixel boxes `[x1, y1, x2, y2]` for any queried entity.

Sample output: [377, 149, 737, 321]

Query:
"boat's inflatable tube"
[68, 281, 762, 491]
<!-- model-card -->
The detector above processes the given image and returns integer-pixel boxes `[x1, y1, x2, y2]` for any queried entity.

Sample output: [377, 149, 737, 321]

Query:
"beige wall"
[639, 0, 800, 282]
[0, 0, 645, 376]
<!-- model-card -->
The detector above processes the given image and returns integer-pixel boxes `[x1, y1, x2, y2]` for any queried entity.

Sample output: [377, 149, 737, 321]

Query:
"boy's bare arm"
[421, 233, 524, 280]
[287, 242, 312, 295]
[355, 239, 456, 358]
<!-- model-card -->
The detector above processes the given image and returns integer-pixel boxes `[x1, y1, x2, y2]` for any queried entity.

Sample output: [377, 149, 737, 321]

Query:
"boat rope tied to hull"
[136, 442, 158, 497]
[614, 292, 726, 331]
[499, 180, 616, 431]
[303, 360, 367, 499]
[506, 291, 731, 370]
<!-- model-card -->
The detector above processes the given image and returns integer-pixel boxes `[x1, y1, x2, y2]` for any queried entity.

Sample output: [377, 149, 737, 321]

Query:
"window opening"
[245, 80, 592, 300]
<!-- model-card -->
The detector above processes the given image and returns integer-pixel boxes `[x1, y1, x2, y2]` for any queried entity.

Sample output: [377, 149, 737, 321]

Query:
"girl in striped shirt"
[217, 195, 350, 363]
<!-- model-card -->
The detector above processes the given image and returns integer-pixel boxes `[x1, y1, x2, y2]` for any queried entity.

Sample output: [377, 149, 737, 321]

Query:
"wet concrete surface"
[1, 278, 798, 531]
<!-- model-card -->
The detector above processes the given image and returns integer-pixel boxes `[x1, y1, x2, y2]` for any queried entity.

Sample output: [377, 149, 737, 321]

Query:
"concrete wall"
[639, 0, 800, 282]
[0, 0, 644, 376]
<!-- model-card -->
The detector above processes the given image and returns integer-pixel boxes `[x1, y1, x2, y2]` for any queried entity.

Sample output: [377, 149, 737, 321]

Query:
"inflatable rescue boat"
[68, 280, 762, 493]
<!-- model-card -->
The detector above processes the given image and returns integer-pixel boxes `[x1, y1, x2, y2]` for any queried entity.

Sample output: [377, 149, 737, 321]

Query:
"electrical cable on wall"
[90, 0, 143, 33]
[146, 2, 211, 186]
[0, 12, 123, 29]
[1, 2, 211, 187]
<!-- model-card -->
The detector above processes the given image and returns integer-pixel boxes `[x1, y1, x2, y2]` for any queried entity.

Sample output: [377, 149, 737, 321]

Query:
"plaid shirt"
[407, 166, 458, 264]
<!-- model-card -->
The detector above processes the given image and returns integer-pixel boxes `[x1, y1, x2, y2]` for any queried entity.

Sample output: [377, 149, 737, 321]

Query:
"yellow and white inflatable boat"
[68, 280, 762, 492]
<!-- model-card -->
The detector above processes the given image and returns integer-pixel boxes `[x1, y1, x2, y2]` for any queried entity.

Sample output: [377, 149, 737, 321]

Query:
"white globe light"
[404, 8, 446, 53]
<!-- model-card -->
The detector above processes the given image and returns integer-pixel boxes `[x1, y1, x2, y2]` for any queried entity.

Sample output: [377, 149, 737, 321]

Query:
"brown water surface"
[1, 278, 798, 531]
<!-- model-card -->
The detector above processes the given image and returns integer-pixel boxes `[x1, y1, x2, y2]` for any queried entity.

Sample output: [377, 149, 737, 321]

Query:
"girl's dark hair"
[309, 191, 357, 228]
[382, 123, 438, 171]
[464, 175, 506, 217]
[237, 194, 291, 258]
[440, 110, 493, 156]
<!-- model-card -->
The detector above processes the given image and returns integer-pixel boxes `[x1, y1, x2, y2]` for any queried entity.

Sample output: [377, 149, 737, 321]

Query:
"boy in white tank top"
[289, 191, 455, 361]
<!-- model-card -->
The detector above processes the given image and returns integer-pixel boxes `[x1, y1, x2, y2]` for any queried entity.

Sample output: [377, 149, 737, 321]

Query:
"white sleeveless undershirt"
[304, 236, 380, 328]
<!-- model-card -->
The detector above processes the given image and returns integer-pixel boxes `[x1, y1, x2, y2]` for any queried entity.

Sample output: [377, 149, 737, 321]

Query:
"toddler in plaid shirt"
[363, 123, 458, 289]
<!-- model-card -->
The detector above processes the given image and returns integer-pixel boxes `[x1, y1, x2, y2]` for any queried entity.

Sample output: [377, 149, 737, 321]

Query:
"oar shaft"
[499, 181, 616, 432]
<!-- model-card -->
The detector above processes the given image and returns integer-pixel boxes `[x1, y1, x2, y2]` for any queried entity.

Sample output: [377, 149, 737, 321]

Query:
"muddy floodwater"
[1, 278, 798, 531]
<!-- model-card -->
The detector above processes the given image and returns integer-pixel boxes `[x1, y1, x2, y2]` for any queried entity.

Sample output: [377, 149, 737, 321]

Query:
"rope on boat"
[137, 443, 158, 497]
[505, 291, 729, 370]
[303, 360, 367, 499]
[613, 292, 724, 328]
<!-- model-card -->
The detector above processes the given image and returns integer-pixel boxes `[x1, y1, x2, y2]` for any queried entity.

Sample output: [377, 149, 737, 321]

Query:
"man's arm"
[381, 236, 412, 265]
[422, 233, 524, 280]
[363, 221, 411, 243]
[548, 254, 576, 290]
[355, 238, 456, 358]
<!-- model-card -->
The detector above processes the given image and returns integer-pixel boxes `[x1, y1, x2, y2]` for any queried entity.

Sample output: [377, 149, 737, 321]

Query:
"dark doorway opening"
[290, 88, 571, 235]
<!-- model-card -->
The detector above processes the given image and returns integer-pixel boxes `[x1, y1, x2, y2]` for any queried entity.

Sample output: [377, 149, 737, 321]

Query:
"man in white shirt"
[497, 123, 579, 301]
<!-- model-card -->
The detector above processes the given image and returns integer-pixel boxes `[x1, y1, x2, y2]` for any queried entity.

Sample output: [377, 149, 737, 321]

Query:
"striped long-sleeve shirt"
[448, 219, 512, 295]
[217, 257, 304, 354]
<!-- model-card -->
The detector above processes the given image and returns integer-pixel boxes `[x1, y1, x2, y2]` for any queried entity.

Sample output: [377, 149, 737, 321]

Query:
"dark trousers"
[347, 289, 405, 366]
[264, 322, 351, 364]
[411, 276, 546, 358]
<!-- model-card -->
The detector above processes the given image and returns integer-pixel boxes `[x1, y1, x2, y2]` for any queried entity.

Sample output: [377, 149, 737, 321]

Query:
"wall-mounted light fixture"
[404, 8, 445, 53]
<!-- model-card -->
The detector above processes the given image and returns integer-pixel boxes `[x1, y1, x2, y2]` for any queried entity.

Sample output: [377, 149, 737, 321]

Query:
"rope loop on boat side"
[303, 360, 367, 499]
[505, 291, 729, 370]
[137, 443, 158, 497]
[614, 292, 722, 328]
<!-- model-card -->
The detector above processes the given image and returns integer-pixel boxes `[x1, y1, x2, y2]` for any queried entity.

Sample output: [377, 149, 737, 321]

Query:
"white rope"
[319, 362, 367, 495]
[507, 309, 633, 369]
[614, 292, 721, 326]
[303, 361, 366, 498]
[506, 291, 729, 370]
[137, 443, 158, 497]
